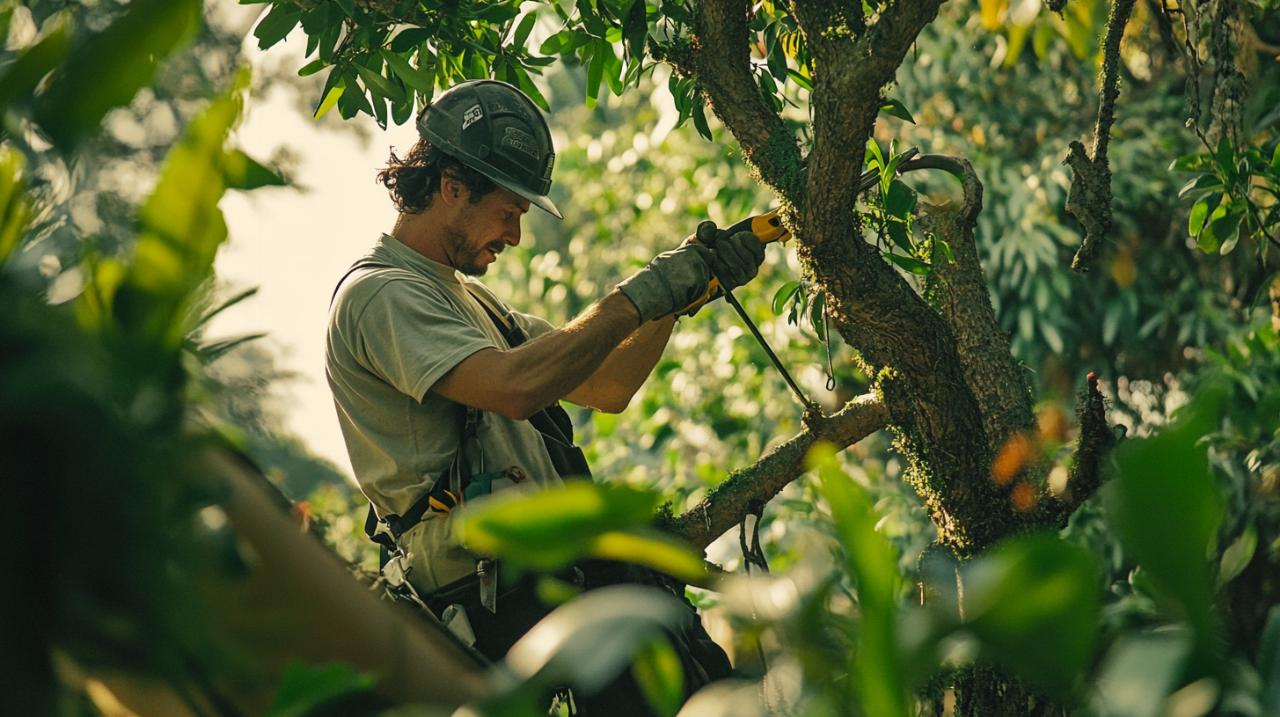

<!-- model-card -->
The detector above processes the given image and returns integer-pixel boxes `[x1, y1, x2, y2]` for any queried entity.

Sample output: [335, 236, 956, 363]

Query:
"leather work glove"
[675, 220, 767, 316]
[617, 242, 714, 322]
[696, 220, 766, 292]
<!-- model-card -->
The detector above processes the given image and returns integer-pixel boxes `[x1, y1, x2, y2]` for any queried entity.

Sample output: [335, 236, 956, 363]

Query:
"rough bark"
[669, 393, 889, 550]
[683, 0, 807, 204]
[1064, 0, 1136, 272]
[916, 155, 1036, 455]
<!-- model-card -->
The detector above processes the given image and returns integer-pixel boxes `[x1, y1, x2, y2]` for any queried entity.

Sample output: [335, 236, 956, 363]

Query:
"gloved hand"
[617, 242, 714, 322]
[695, 220, 766, 292]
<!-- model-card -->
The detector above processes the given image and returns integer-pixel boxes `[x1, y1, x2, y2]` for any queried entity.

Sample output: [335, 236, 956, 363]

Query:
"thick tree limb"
[668, 393, 888, 551]
[1065, 0, 1135, 272]
[915, 155, 1036, 455]
[676, 0, 806, 204]
[799, 0, 944, 244]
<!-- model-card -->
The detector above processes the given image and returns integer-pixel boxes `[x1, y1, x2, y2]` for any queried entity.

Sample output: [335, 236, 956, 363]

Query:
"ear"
[438, 173, 469, 208]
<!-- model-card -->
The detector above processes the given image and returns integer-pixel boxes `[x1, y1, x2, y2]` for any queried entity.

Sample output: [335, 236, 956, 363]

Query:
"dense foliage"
[3, 0, 1280, 715]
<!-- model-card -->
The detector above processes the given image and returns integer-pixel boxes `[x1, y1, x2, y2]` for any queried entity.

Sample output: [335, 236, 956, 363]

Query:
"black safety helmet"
[417, 80, 561, 219]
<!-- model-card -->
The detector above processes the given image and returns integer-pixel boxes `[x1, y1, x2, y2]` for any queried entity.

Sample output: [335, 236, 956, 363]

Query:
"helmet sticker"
[543, 153, 555, 180]
[462, 104, 483, 130]
[502, 126, 539, 159]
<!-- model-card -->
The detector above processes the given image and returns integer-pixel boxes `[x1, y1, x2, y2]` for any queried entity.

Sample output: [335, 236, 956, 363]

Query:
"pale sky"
[210, 30, 415, 475]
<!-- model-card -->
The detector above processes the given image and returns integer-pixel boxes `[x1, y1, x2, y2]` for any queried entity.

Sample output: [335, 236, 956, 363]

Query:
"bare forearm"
[583, 316, 675, 404]
[502, 290, 641, 414]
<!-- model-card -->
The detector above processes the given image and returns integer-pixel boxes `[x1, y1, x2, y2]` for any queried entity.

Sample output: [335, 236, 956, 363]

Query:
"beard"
[443, 223, 489, 276]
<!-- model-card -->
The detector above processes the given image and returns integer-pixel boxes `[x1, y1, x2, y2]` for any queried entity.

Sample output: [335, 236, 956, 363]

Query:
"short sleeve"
[509, 309, 555, 340]
[352, 279, 497, 400]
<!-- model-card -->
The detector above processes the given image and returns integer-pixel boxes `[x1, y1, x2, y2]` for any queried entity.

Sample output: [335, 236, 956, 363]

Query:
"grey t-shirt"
[326, 235, 564, 588]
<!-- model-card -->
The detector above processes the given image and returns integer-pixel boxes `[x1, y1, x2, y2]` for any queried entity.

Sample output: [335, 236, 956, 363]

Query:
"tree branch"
[667, 393, 888, 551]
[916, 156, 1037, 455]
[1065, 0, 1135, 272]
[1033, 372, 1119, 527]
[673, 0, 806, 204]
[799, 0, 944, 245]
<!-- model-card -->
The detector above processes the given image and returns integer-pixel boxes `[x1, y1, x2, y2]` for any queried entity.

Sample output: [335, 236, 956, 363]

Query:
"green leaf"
[692, 101, 712, 141]
[577, 0, 609, 37]
[1217, 524, 1256, 588]
[296, 58, 326, 77]
[885, 179, 917, 219]
[390, 27, 433, 53]
[382, 50, 433, 94]
[766, 24, 788, 81]
[586, 44, 605, 108]
[1103, 391, 1225, 657]
[254, 2, 303, 50]
[195, 332, 267, 364]
[771, 280, 801, 315]
[222, 149, 287, 190]
[588, 530, 706, 584]
[267, 662, 374, 717]
[809, 290, 826, 341]
[113, 68, 250, 345]
[1208, 204, 1244, 255]
[604, 44, 624, 96]
[355, 63, 405, 103]
[1215, 135, 1235, 180]
[539, 30, 571, 55]
[455, 482, 664, 571]
[313, 79, 343, 119]
[879, 98, 915, 124]
[1259, 607, 1280, 715]
[504, 585, 686, 694]
[514, 65, 550, 112]
[1178, 173, 1221, 199]
[786, 67, 813, 91]
[1188, 194, 1218, 239]
[0, 16, 71, 111]
[511, 12, 538, 49]
[959, 534, 1101, 695]
[624, 0, 648, 60]
[192, 286, 259, 331]
[808, 444, 909, 717]
[886, 219, 912, 252]
[885, 252, 930, 275]
[1089, 631, 1193, 717]
[34, 0, 202, 150]
[631, 637, 683, 717]
[0, 148, 32, 265]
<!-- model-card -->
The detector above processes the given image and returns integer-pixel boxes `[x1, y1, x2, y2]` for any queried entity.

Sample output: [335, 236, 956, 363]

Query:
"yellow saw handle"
[678, 209, 790, 315]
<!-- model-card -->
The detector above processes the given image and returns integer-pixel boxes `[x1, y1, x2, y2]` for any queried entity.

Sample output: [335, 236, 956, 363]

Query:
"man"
[325, 80, 764, 709]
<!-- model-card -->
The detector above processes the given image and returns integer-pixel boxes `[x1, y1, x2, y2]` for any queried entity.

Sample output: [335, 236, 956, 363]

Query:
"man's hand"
[695, 220, 766, 292]
[617, 243, 714, 323]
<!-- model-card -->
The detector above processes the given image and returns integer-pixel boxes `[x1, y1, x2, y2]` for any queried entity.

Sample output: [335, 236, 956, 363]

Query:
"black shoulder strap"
[330, 260, 391, 307]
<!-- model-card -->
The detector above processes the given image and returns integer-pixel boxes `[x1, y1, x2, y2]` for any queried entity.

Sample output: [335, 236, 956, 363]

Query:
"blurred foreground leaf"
[1103, 391, 1224, 657]
[455, 482, 705, 581]
[34, 0, 202, 149]
[808, 441, 909, 717]
[500, 585, 686, 694]
[267, 662, 374, 717]
[0, 147, 31, 264]
[80, 68, 251, 345]
[1089, 630, 1193, 717]
[959, 533, 1101, 695]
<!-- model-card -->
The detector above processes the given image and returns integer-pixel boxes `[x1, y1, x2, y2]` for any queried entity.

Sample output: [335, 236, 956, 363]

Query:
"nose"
[505, 217, 522, 247]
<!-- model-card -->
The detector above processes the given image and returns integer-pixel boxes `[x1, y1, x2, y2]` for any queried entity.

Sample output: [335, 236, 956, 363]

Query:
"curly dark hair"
[376, 139, 496, 214]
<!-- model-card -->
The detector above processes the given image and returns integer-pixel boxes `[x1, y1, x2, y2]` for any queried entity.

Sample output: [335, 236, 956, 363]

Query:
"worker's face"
[443, 185, 529, 276]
